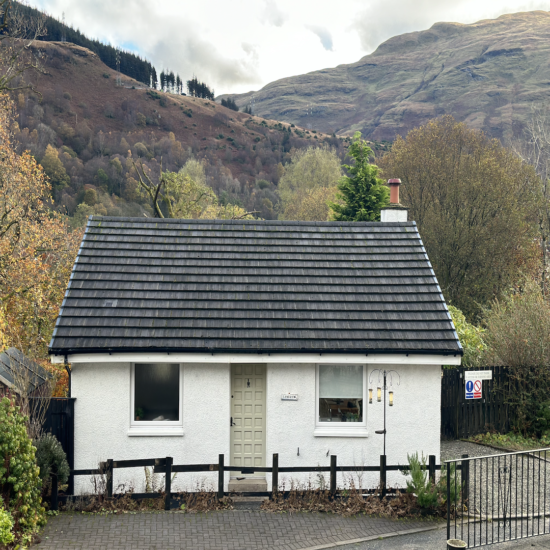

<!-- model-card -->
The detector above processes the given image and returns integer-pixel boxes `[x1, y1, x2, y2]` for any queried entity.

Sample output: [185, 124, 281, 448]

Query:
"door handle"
[230, 416, 234, 426]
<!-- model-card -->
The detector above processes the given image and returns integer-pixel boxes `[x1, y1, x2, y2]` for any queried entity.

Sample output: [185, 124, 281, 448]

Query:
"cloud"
[27, 0, 550, 94]
[307, 25, 333, 51]
[352, 0, 470, 51]
[35, 0, 263, 90]
[262, 0, 288, 27]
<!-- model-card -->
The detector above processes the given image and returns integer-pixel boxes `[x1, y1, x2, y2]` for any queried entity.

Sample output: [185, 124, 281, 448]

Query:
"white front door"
[230, 364, 266, 477]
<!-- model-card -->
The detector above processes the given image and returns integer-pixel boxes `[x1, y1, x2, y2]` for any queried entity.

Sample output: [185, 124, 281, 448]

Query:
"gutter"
[51, 350, 463, 366]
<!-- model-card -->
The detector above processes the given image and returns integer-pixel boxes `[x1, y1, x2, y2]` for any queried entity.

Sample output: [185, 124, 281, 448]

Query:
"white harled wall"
[71, 361, 441, 494]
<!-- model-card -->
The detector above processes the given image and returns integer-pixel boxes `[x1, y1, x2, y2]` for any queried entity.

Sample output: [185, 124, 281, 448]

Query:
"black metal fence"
[446, 448, 550, 547]
[50, 452, 449, 511]
[441, 367, 510, 439]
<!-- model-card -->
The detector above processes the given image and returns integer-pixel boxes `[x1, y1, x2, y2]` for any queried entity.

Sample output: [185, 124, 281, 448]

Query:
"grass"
[468, 431, 550, 451]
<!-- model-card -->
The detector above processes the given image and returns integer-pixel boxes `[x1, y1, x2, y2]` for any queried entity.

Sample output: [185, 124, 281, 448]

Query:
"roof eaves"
[49, 346, 464, 357]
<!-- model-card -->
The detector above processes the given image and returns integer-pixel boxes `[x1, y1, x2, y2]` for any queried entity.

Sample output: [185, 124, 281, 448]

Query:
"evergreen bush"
[404, 452, 460, 512]
[0, 396, 45, 546]
[35, 433, 70, 485]
[0, 505, 15, 545]
[405, 453, 438, 510]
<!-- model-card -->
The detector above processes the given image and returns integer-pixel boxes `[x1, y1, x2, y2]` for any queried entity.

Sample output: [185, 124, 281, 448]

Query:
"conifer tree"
[329, 132, 389, 221]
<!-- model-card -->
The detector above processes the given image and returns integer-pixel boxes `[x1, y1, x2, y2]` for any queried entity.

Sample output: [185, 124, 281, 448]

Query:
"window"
[315, 364, 367, 436]
[129, 363, 183, 436]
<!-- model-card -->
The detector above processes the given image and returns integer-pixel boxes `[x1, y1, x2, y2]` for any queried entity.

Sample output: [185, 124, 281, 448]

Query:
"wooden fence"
[50, 452, 465, 511]
[31, 397, 75, 493]
[441, 367, 510, 439]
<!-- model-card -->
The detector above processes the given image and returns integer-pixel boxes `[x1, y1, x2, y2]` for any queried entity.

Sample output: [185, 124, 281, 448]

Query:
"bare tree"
[0, 0, 46, 93]
[510, 105, 550, 294]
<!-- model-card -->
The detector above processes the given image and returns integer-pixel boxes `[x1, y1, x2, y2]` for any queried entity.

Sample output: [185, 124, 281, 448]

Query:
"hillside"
[14, 1, 155, 85]
[224, 11, 550, 140]
[15, 41, 343, 222]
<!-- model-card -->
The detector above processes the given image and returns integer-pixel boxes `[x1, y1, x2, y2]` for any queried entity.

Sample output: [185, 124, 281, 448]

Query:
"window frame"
[314, 363, 368, 437]
[128, 363, 184, 437]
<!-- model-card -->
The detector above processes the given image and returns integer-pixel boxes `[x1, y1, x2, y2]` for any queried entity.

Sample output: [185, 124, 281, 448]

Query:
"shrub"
[0, 397, 45, 546]
[102, 73, 110, 78]
[0, 506, 14, 545]
[483, 280, 550, 436]
[136, 113, 147, 127]
[147, 90, 161, 101]
[448, 305, 486, 368]
[403, 452, 459, 512]
[405, 453, 438, 509]
[35, 433, 70, 485]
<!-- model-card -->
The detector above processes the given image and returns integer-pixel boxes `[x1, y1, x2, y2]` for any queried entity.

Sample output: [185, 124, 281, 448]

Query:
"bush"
[35, 433, 70, 485]
[0, 506, 14, 545]
[0, 397, 45, 546]
[405, 453, 438, 510]
[483, 280, 550, 436]
[448, 305, 486, 368]
[403, 452, 459, 512]
[136, 113, 147, 127]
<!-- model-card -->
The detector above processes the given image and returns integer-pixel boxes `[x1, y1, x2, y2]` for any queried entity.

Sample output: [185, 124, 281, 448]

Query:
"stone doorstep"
[228, 478, 268, 494]
[231, 496, 268, 503]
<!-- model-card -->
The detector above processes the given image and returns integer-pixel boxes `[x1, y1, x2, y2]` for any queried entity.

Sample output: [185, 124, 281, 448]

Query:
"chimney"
[380, 179, 408, 222]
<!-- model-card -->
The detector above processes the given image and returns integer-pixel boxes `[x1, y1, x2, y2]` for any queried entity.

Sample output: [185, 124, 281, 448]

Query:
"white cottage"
[49, 198, 462, 493]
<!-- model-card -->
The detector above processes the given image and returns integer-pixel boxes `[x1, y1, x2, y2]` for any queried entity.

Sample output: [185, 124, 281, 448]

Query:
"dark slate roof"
[48, 217, 462, 356]
[0, 348, 52, 394]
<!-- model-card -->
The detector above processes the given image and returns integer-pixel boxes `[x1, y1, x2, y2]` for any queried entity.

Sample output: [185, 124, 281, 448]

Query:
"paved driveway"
[37, 510, 441, 550]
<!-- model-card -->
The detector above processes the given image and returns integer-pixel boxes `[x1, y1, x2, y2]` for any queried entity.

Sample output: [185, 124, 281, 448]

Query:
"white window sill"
[313, 427, 369, 438]
[127, 427, 184, 437]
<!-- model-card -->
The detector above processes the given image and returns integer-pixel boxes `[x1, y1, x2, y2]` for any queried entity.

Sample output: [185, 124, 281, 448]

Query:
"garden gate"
[446, 449, 550, 547]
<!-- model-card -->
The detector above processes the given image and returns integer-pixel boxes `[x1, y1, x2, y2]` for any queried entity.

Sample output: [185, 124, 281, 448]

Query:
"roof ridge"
[88, 216, 416, 227]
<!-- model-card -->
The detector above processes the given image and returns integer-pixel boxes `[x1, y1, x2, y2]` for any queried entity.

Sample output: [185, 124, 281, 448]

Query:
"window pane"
[319, 365, 363, 423]
[135, 364, 179, 421]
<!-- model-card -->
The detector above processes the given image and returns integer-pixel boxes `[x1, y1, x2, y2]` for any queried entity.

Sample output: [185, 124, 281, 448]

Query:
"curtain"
[319, 365, 363, 398]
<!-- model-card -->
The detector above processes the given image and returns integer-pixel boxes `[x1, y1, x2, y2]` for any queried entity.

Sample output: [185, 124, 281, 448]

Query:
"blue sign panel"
[465, 379, 474, 399]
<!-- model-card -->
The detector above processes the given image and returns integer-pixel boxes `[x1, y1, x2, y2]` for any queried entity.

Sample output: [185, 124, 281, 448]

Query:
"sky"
[29, 0, 550, 95]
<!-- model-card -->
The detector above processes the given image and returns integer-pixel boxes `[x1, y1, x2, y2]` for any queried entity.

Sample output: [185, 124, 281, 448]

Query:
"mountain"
[223, 11, 550, 140]
[15, 40, 340, 222]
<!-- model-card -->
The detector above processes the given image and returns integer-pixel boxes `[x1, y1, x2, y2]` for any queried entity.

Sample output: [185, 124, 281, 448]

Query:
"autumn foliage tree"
[278, 146, 341, 221]
[0, 96, 81, 388]
[379, 116, 540, 320]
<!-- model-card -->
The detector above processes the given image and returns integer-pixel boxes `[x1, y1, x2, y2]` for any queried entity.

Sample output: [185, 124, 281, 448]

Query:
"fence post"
[461, 454, 469, 505]
[217, 454, 224, 500]
[446, 462, 451, 540]
[428, 454, 436, 485]
[380, 454, 387, 498]
[164, 457, 173, 511]
[51, 471, 58, 512]
[330, 455, 337, 496]
[106, 459, 113, 498]
[272, 453, 279, 499]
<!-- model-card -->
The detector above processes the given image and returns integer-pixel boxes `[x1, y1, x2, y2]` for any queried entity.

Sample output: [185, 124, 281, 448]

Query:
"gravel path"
[441, 439, 502, 462]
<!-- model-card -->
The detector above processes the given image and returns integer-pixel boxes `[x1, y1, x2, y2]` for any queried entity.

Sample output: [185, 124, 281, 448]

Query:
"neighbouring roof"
[48, 217, 462, 356]
[0, 347, 52, 394]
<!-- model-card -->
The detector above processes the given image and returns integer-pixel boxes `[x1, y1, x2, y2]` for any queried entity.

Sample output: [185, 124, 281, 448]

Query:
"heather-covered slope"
[16, 41, 341, 222]
[226, 11, 550, 140]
